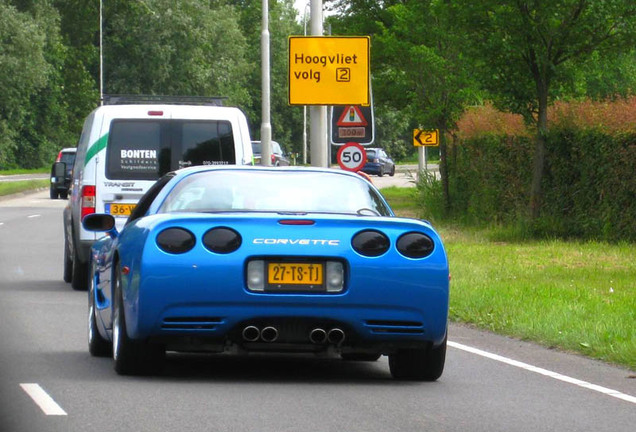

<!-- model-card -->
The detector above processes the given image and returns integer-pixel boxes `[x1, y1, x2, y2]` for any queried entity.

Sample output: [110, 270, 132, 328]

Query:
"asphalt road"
[0, 190, 634, 432]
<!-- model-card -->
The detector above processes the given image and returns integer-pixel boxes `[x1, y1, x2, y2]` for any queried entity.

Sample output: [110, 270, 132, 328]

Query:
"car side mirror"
[53, 162, 65, 178]
[82, 213, 118, 238]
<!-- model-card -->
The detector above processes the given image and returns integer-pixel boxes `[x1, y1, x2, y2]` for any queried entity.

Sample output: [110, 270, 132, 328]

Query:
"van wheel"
[71, 241, 89, 291]
[50, 187, 59, 199]
[63, 237, 72, 283]
[60, 191, 68, 199]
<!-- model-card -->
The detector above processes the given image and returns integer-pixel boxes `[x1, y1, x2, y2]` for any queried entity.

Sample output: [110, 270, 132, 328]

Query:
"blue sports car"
[83, 165, 449, 380]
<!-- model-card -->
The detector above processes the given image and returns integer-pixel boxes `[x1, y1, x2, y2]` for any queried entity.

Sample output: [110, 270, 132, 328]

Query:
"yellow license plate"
[268, 262, 323, 285]
[108, 203, 136, 217]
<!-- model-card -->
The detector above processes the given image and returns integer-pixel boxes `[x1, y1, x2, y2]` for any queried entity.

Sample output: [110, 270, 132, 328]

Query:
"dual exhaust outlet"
[310, 327, 345, 345]
[242, 325, 278, 343]
[241, 326, 346, 345]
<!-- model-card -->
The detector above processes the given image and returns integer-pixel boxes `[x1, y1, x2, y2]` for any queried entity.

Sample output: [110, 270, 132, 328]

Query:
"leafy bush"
[418, 129, 636, 241]
[541, 129, 636, 241]
[418, 98, 636, 241]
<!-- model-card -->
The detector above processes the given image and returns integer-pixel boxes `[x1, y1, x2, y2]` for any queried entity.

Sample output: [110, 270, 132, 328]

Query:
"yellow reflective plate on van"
[106, 203, 136, 217]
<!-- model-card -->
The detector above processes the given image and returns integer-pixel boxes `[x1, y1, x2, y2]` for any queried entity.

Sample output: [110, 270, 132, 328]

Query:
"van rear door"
[100, 106, 244, 228]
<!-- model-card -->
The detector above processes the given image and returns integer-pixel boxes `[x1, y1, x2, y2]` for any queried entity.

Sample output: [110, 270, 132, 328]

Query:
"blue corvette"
[83, 165, 449, 380]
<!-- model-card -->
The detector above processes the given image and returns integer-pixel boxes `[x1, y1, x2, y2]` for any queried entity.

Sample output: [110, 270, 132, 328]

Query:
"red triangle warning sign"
[336, 106, 368, 127]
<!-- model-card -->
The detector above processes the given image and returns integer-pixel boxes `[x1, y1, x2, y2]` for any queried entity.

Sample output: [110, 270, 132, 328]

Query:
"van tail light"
[271, 154, 276, 164]
[81, 185, 96, 220]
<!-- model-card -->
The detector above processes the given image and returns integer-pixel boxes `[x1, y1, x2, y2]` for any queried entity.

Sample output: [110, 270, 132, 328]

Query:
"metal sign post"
[414, 128, 440, 180]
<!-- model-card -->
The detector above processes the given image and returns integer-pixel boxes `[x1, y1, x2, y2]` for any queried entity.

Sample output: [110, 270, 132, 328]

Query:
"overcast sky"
[293, 0, 334, 21]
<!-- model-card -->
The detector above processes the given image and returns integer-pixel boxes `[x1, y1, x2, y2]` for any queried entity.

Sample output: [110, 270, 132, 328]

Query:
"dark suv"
[50, 148, 76, 199]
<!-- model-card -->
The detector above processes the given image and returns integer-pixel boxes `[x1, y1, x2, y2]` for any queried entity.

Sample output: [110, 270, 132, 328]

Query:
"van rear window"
[106, 119, 236, 180]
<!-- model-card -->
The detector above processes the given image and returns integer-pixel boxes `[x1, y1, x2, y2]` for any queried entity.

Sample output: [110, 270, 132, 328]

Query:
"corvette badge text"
[253, 238, 340, 246]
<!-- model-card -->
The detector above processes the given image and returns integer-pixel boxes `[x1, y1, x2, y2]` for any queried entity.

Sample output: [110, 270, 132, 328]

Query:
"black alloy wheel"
[388, 335, 447, 381]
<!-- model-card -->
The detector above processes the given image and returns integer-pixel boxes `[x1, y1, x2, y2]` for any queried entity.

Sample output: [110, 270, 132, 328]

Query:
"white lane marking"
[0, 222, 4, 226]
[449, 341, 636, 405]
[19, 383, 67, 416]
[28, 214, 41, 219]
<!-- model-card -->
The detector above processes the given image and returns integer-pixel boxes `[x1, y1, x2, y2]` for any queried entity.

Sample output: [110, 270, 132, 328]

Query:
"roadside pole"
[414, 128, 439, 181]
[310, 0, 328, 167]
[260, 0, 272, 166]
[418, 146, 426, 181]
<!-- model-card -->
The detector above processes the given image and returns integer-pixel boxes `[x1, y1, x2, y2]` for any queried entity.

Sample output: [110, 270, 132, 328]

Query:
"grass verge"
[0, 180, 49, 197]
[0, 168, 48, 175]
[382, 187, 635, 370]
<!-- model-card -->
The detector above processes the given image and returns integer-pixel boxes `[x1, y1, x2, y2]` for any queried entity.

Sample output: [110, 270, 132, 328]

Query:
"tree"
[104, 0, 251, 109]
[458, 0, 636, 219]
[0, 0, 49, 168]
[331, 0, 479, 210]
[233, 0, 304, 152]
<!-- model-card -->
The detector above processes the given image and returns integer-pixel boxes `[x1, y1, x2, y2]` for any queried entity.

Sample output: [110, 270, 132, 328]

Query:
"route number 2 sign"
[413, 128, 439, 147]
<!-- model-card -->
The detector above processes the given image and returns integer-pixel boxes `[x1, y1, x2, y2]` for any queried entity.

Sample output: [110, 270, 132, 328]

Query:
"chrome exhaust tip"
[261, 326, 279, 342]
[327, 328, 345, 345]
[309, 328, 327, 344]
[242, 325, 260, 342]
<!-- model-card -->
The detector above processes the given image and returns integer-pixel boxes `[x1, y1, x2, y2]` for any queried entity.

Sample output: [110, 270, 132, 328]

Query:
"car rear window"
[366, 149, 377, 159]
[159, 170, 392, 216]
[106, 119, 236, 180]
[60, 153, 76, 165]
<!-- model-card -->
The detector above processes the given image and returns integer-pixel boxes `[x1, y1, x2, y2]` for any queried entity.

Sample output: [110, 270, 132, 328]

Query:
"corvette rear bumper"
[132, 295, 448, 351]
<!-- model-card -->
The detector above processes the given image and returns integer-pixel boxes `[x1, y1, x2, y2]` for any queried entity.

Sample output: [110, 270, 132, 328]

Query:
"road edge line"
[448, 341, 636, 405]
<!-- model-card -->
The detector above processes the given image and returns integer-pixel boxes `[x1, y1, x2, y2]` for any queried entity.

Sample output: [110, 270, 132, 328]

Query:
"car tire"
[388, 336, 447, 381]
[88, 258, 111, 357]
[341, 353, 382, 362]
[389, 166, 396, 177]
[112, 263, 164, 375]
[378, 166, 384, 177]
[60, 191, 68, 200]
[50, 187, 59, 199]
[63, 236, 73, 283]
[71, 240, 89, 291]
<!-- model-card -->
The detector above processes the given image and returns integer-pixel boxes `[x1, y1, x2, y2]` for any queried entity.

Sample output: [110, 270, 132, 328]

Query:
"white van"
[63, 98, 253, 290]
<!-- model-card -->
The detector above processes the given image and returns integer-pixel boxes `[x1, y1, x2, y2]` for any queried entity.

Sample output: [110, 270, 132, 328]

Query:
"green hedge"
[542, 130, 636, 241]
[423, 129, 636, 241]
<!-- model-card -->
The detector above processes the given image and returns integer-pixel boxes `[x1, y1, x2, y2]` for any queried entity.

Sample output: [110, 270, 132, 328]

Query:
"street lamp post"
[309, 0, 328, 167]
[302, 2, 309, 165]
[260, 0, 272, 166]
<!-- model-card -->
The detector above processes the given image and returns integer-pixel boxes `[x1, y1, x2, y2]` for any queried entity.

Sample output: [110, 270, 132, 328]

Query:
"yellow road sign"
[288, 36, 370, 106]
[413, 129, 439, 147]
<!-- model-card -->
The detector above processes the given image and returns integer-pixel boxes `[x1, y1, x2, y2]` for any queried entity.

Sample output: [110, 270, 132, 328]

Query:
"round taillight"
[156, 228, 195, 254]
[397, 232, 435, 258]
[203, 227, 242, 254]
[351, 230, 390, 257]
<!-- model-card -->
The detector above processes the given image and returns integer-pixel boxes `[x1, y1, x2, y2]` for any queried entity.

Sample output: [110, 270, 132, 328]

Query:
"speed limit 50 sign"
[337, 142, 367, 172]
